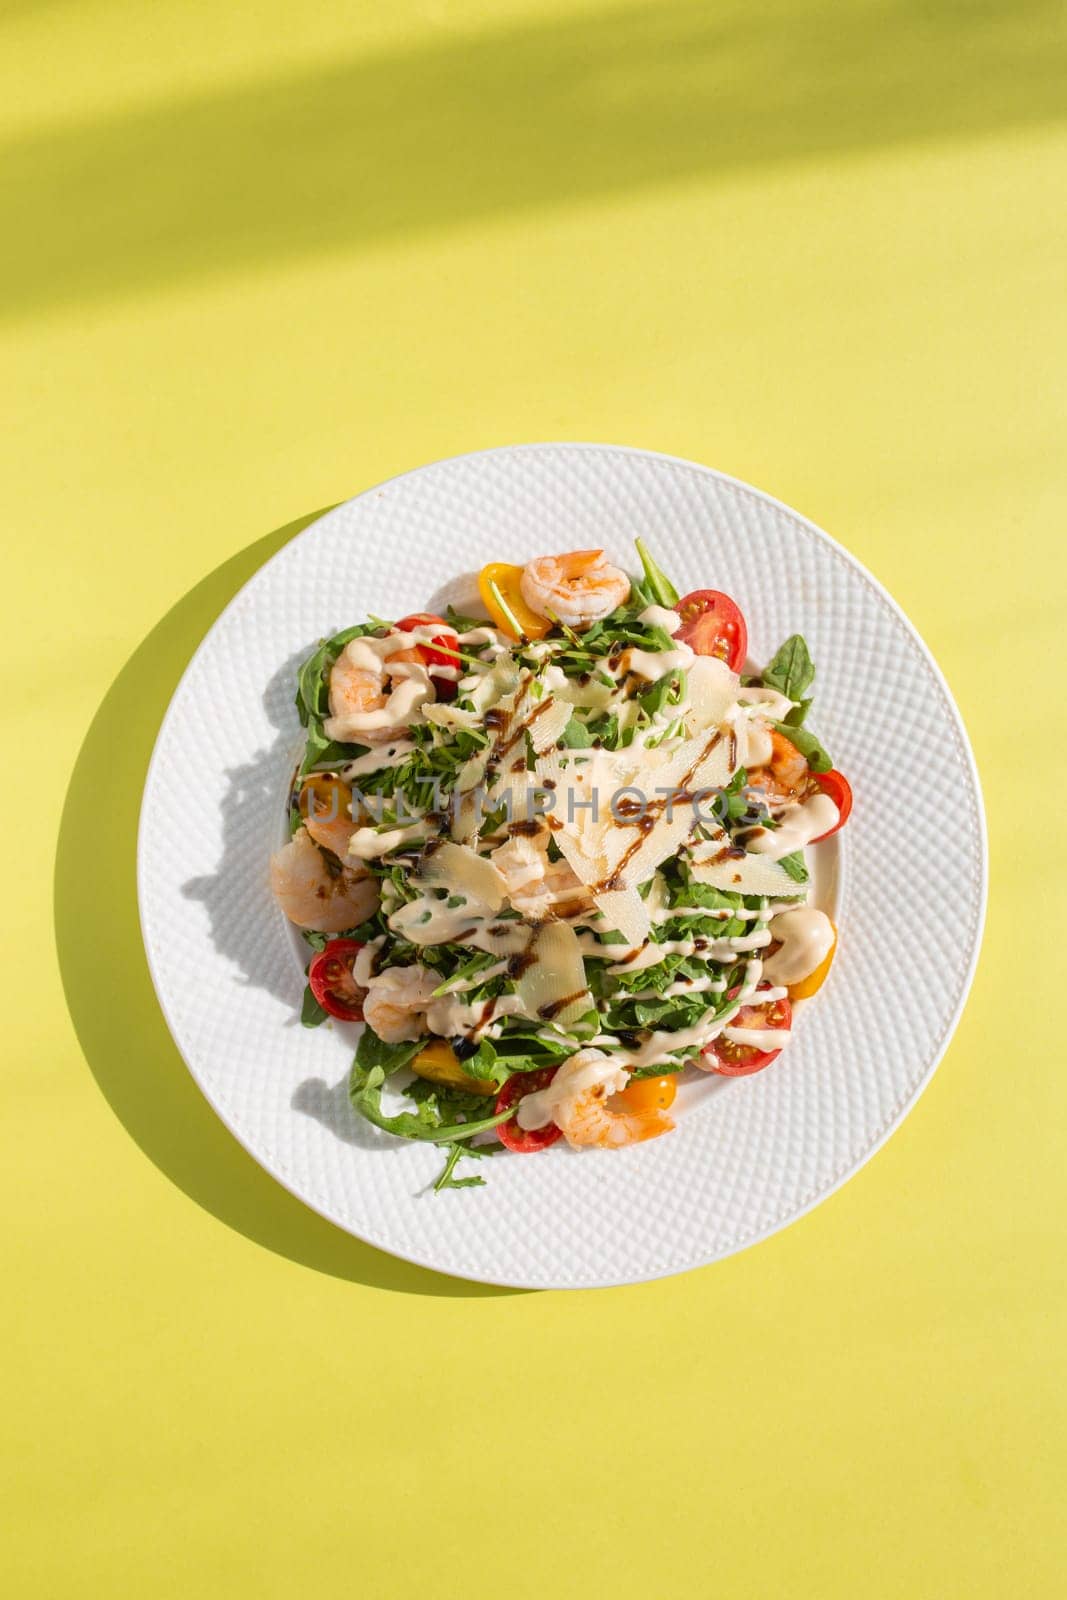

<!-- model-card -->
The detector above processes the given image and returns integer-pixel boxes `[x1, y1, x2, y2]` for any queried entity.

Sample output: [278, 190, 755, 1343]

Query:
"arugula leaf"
[559, 715, 594, 748]
[430, 950, 500, 998]
[353, 1027, 425, 1075]
[457, 1038, 506, 1084]
[634, 538, 680, 608]
[761, 634, 815, 701]
[778, 851, 810, 883]
[404, 1076, 499, 1118]
[300, 983, 329, 1028]
[784, 698, 812, 729]
[771, 719, 833, 773]
[295, 623, 379, 728]
[349, 1065, 516, 1143]
[433, 1143, 494, 1192]
[444, 605, 491, 632]
[638, 670, 685, 719]
[298, 715, 366, 777]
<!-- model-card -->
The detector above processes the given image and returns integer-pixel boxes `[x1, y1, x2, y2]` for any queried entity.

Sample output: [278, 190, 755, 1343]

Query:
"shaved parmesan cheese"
[687, 851, 801, 896]
[464, 660, 520, 713]
[629, 806, 701, 885]
[423, 702, 483, 732]
[593, 887, 650, 946]
[532, 700, 573, 753]
[685, 656, 741, 732]
[456, 670, 571, 825]
[514, 920, 591, 1028]
[536, 740, 715, 899]
[505, 673, 572, 755]
[542, 664, 616, 710]
[418, 841, 508, 910]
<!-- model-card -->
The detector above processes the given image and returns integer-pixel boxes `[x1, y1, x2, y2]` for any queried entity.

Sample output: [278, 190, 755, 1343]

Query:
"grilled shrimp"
[270, 826, 380, 932]
[325, 639, 431, 745]
[361, 963, 440, 1043]
[490, 830, 591, 920]
[747, 728, 812, 805]
[526, 1048, 674, 1149]
[520, 550, 631, 628]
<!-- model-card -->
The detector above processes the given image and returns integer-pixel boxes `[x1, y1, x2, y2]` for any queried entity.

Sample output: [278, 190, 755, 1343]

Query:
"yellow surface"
[3, 3, 1065, 1595]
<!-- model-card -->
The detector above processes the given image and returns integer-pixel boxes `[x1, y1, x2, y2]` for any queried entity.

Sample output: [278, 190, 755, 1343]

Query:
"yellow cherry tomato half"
[787, 922, 837, 1000]
[614, 1075, 678, 1114]
[477, 562, 551, 640]
[299, 772, 352, 820]
[411, 1039, 494, 1096]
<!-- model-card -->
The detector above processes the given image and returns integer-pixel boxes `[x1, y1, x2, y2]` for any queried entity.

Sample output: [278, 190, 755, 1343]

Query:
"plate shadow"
[53, 505, 521, 1298]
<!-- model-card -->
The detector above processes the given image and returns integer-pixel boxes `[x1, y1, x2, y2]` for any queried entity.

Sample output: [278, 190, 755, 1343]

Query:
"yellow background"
[3, 2, 1064, 1594]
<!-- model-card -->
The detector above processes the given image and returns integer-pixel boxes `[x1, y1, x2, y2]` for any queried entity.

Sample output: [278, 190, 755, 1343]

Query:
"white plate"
[138, 444, 986, 1289]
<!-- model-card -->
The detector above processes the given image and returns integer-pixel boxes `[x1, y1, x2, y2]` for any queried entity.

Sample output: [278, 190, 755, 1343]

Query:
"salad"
[270, 542, 852, 1190]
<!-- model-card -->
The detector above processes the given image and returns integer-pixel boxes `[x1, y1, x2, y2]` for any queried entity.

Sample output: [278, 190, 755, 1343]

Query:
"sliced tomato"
[812, 770, 852, 840]
[494, 1065, 563, 1152]
[704, 989, 792, 1077]
[395, 611, 460, 700]
[674, 590, 747, 672]
[395, 612, 460, 671]
[307, 938, 367, 1022]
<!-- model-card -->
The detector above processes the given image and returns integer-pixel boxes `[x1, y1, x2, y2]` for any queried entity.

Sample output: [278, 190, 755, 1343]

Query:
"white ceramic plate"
[138, 444, 986, 1289]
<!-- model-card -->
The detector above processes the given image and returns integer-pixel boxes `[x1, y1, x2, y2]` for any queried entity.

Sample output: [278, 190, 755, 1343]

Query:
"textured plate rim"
[136, 442, 988, 1289]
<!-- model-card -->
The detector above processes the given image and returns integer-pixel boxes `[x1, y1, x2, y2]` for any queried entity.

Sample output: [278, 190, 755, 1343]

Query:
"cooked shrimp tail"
[270, 826, 380, 932]
[520, 550, 631, 628]
[531, 1048, 674, 1149]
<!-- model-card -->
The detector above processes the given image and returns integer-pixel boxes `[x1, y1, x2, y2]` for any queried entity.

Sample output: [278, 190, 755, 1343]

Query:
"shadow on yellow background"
[52, 508, 518, 1298]
[6, 0, 1065, 317]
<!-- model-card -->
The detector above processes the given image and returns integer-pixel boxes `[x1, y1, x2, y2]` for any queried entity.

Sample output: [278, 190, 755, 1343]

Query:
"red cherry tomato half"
[812, 769, 852, 841]
[674, 590, 748, 672]
[395, 612, 460, 671]
[307, 939, 367, 1022]
[704, 988, 792, 1077]
[395, 611, 460, 702]
[494, 1065, 563, 1153]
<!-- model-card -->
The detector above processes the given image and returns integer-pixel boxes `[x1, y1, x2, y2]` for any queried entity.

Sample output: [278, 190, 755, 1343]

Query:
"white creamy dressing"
[457, 625, 508, 650]
[388, 887, 531, 957]
[352, 937, 384, 987]
[747, 793, 839, 860]
[621, 645, 695, 683]
[347, 819, 430, 859]
[649, 903, 765, 923]
[540, 662, 617, 710]
[737, 685, 795, 718]
[722, 1025, 792, 1049]
[628, 976, 727, 1001]
[324, 633, 435, 741]
[737, 719, 774, 769]
[761, 908, 835, 985]
[637, 605, 682, 632]
[612, 1013, 737, 1070]
[424, 991, 526, 1041]
[515, 1049, 627, 1132]
[603, 937, 701, 973]
[341, 740, 417, 778]
[724, 689, 793, 769]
